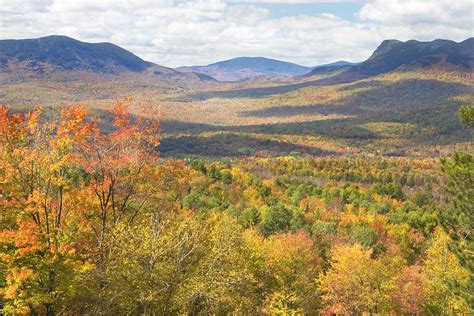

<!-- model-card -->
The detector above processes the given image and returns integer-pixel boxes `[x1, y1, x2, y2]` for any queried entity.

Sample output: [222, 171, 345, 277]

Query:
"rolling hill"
[176, 57, 311, 81]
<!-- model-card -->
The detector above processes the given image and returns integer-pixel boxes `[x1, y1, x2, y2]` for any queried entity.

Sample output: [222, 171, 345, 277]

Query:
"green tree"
[439, 105, 474, 284]
[422, 230, 471, 314]
[259, 203, 293, 236]
[459, 105, 474, 127]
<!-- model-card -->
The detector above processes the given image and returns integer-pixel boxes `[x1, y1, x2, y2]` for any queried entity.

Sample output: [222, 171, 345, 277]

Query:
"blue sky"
[231, 2, 363, 21]
[1, 0, 473, 67]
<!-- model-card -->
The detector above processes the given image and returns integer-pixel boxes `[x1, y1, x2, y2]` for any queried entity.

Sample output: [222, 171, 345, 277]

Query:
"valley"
[1, 37, 472, 158]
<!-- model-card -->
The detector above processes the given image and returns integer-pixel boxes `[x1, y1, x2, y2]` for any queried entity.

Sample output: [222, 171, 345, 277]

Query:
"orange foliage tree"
[0, 98, 161, 315]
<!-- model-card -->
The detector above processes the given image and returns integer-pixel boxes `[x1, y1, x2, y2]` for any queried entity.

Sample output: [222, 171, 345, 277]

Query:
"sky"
[1, 0, 473, 67]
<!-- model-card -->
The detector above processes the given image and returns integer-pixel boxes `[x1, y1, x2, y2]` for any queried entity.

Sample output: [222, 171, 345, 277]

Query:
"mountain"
[312, 61, 358, 69]
[303, 61, 358, 77]
[359, 38, 473, 74]
[303, 65, 353, 78]
[321, 38, 474, 83]
[0, 35, 176, 75]
[176, 57, 311, 81]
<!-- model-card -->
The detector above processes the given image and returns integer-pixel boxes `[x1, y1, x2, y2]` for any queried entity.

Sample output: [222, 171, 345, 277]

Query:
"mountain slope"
[303, 65, 353, 78]
[0, 35, 175, 75]
[312, 61, 358, 69]
[176, 57, 311, 81]
[324, 38, 474, 83]
[359, 38, 472, 75]
[302, 61, 358, 77]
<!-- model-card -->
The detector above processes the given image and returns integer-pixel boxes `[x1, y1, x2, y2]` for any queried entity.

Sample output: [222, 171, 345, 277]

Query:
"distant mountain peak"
[0, 35, 174, 75]
[368, 39, 404, 59]
[304, 37, 473, 84]
[312, 61, 358, 69]
[177, 56, 311, 81]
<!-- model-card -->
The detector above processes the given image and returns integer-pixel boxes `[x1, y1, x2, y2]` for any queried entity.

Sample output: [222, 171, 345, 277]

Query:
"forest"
[0, 98, 472, 315]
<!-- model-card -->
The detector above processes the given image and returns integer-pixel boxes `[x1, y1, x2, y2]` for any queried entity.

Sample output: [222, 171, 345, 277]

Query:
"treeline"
[0, 100, 472, 314]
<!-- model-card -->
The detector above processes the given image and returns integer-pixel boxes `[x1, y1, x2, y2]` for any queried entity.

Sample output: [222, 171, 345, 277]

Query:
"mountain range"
[0, 35, 472, 83]
[1, 35, 472, 159]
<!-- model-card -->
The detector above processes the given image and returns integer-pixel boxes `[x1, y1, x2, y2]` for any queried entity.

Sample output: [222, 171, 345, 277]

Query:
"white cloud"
[0, 0, 473, 67]
[225, 0, 367, 3]
[358, 0, 473, 29]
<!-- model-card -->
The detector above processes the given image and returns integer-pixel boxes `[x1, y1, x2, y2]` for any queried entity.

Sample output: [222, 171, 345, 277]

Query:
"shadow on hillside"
[174, 76, 346, 101]
[159, 132, 335, 157]
[160, 120, 223, 134]
[158, 111, 470, 157]
[177, 75, 472, 102]
[90, 77, 472, 157]
[160, 116, 380, 139]
[240, 79, 471, 118]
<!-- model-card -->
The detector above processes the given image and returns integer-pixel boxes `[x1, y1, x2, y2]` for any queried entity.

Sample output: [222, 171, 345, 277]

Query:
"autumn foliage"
[0, 98, 161, 314]
[0, 100, 472, 314]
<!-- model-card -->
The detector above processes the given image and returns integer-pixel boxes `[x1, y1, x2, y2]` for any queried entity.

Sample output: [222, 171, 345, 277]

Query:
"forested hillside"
[0, 36, 160, 74]
[0, 100, 472, 314]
